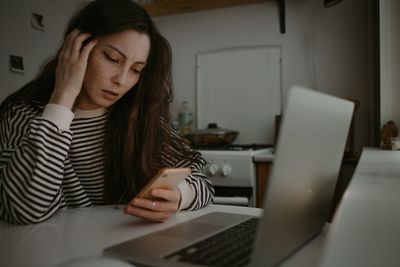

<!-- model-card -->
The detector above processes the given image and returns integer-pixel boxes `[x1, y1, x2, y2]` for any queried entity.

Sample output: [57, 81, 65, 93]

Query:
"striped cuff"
[177, 181, 195, 211]
[41, 104, 74, 131]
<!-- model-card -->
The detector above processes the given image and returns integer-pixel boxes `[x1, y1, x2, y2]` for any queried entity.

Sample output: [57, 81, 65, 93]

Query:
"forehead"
[96, 29, 150, 61]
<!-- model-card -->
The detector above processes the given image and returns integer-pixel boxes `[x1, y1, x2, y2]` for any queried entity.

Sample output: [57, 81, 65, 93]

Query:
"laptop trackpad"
[157, 222, 223, 240]
[103, 212, 254, 261]
[156, 212, 252, 241]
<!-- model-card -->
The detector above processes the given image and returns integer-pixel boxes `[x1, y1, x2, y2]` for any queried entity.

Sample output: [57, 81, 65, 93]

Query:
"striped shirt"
[0, 102, 214, 224]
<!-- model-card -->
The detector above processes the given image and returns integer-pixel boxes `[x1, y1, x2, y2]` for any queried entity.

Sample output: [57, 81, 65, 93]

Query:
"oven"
[198, 145, 274, 207]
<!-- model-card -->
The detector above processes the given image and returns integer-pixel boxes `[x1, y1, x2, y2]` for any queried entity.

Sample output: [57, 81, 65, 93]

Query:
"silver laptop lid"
[251, 86, 354, 267]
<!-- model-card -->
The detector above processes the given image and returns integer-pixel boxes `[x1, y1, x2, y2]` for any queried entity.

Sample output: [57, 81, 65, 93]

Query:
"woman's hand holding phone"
[50, 29, 97, 109]
[123, 168, 191, 222]
[123, 186, 182, 222]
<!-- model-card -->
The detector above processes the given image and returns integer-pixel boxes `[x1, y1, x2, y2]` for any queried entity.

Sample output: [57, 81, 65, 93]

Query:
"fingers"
[60, 29, 96, 60]
[52, 29, 97, 109]
[80, 38, 98, 61]
[124, 187, 182, 222]
[151, 187, 181, 203]
[124, 204, 171, 222]
[131, 196, 176, 212]
[60, 29, 79, 58]
[59, 29, 78, 55]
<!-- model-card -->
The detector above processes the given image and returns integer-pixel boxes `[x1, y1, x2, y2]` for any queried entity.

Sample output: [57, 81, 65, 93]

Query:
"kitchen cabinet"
[196, 46, 282, 145]
[256, 159, 358, 221]
[256, 162, 272, 208]
[142, 0, 269, 17]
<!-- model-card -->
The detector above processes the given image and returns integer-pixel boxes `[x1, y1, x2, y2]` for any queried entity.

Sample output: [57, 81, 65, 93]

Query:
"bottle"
[178, 101, 193, 135]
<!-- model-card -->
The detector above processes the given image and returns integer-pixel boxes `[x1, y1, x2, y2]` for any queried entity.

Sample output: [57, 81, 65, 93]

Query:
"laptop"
[104, 86, 354, 267]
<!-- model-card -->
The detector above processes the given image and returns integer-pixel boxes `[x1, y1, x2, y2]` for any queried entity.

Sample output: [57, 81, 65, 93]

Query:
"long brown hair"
[0, 0, 194, 204]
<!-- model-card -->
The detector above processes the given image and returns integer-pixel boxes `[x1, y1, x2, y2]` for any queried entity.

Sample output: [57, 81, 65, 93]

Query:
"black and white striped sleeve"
[0, 104, 73, 224]
[161, 124, 215, 211]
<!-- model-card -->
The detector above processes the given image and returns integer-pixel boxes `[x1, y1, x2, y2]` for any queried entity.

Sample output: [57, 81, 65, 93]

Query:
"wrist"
[41, 104, 74, 131]
[177, 181, 195, 211]
[49, 90, 78, 110]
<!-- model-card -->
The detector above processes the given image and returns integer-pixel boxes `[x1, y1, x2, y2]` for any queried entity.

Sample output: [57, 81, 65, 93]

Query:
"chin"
[80, 100, 113, 110]
[98, 101, 115, 109]
[94, 96, 118, 108]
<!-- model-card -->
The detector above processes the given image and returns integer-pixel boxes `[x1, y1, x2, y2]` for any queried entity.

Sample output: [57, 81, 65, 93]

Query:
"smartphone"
[136, 168, 192, 199]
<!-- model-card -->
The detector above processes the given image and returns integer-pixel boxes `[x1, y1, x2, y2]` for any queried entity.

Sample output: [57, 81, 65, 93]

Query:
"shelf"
[143, 0, 286, 33]
[143, 0, 270, 17]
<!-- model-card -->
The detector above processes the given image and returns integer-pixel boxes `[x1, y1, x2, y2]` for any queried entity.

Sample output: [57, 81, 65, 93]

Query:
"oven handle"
[213, 196, 250, 206]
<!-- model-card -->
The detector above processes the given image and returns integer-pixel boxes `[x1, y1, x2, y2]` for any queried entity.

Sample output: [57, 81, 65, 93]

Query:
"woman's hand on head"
[50, 29, 97, 109]
[123, 186, 182, 222]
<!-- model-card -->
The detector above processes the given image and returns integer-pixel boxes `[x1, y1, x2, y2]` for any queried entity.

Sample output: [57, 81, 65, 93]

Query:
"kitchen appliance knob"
[221, 164, 232, 177]
[207, 164, 218, 176]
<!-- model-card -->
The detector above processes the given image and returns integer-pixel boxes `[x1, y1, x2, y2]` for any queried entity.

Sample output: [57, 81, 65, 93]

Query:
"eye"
[131, 68, 142, 74]
[104, 52, 119, 63]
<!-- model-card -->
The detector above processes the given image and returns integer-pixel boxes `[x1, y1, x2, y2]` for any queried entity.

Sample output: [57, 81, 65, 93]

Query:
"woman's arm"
[0, 30, 97, 224]
[161, 126, 215, 210]
[0, 104, 73, 224]
[123, 121, 214, 222]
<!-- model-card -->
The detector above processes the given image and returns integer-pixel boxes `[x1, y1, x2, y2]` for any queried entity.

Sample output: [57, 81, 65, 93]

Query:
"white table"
[319, 148, 400, 267]
[0, 204, 324, 267]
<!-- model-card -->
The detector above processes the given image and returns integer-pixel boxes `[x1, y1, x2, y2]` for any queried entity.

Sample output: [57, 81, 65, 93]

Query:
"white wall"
[380, 0, 400, 128]
[0, 0, 373, 155]
[0, 0, 85, 101]
[155, 0, 372, 154]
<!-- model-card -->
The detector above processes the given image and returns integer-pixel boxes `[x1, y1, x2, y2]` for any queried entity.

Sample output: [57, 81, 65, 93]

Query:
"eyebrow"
[106, 45, 147, 65]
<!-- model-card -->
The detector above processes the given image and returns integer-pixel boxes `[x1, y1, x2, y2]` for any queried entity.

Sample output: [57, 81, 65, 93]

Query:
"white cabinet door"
[196, 46, 282, 144]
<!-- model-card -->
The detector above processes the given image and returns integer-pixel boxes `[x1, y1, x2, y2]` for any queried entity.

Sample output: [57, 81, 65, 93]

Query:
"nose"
[111, 68, 129, 87]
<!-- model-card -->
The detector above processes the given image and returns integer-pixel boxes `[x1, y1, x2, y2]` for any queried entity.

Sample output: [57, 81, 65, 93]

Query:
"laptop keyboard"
[165, 217, 259, 267]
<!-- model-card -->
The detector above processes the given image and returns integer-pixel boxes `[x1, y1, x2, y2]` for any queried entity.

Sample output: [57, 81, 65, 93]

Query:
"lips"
[101, 89, 119, 100]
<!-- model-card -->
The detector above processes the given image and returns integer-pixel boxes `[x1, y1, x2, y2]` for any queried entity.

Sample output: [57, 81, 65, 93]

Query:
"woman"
[0, 0, 214, 224]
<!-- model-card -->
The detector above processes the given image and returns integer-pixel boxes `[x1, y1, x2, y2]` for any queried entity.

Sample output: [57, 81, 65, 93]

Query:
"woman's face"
[77, 29, 150, 110]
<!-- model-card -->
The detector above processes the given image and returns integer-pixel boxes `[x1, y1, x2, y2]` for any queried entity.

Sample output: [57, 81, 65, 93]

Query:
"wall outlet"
[9, 55, 25, 74]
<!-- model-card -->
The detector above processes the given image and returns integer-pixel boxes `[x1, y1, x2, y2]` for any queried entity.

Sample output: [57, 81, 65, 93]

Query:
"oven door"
[208, 175, 256, 207]
[213, 186, 252, 207]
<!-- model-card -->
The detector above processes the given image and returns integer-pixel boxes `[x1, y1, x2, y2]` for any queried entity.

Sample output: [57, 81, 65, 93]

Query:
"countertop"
[319, 147, 400, 267]
[253, 149, 275, 162]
